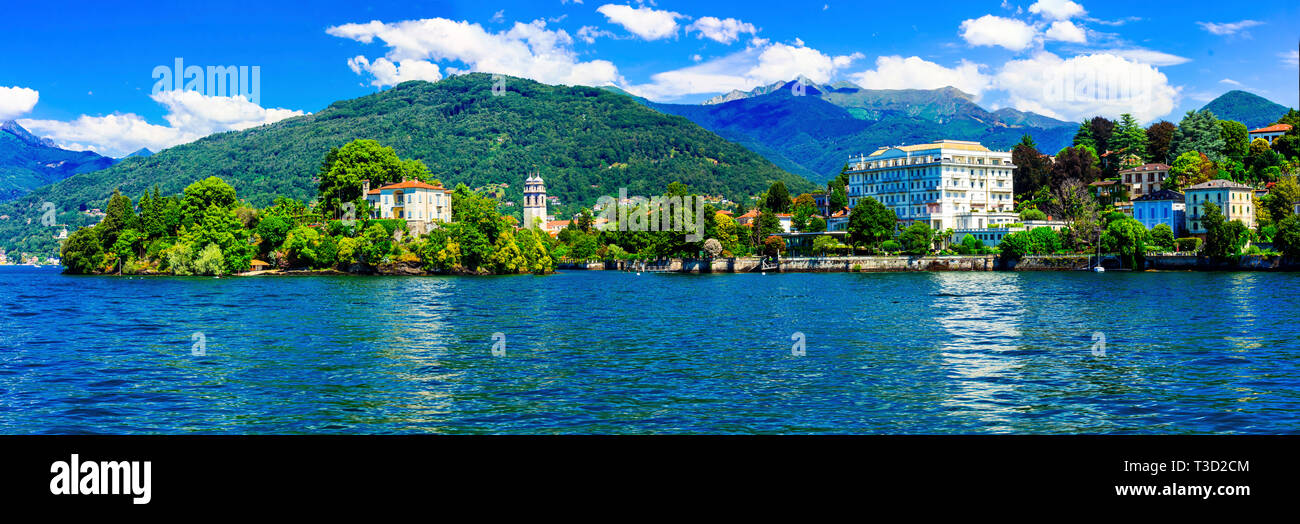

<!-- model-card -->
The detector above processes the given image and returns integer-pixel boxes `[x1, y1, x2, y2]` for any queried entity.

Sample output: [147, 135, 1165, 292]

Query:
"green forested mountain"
[0, 73, 813, 257]
[1201, 91, 1291, 129]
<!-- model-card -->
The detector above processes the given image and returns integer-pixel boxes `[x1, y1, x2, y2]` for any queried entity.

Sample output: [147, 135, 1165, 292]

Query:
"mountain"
[1201, 91, 1291, 129]
[0, 73, 814, 256]
[0, 120, 117, 201]
[646, 80, 1074, 182]
[124, 148, 154, 159]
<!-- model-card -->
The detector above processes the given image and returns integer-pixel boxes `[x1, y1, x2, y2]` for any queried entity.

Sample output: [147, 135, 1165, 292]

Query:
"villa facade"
[1132, 189, 1186, 237]
[845, 139, 1017, 231]
[1184, 180, 1255, 235]
[365, 179, 452, 235]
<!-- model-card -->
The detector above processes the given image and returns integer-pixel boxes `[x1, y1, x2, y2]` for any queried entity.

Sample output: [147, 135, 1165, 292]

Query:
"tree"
[1274, 214, 1300, 259]
[317, 139, 428, 218]
[99, 189, 136, 251]
[1149, 223, 1175, 252]
[811, 235, 839, 256]
[1102, 218, 1147, 269]
[956, 234, 984, 255]
[1020, 208, 1047, 221]
[847, 197, 895, 250]
[762, 235, 784, 257]
[764, 181, 791, 213]
[898, 222, 934, 255]
[1012, 135, 1050, 196]
[1218, 120, 1249, 161]
[807, 216, 827, 233]
[1172, 110, 1226, 161]
[180, 176, 237, 228]
[1072, 120, 1096, 149]
[1049, 146, 1101, 191]
[193, 243, 227, 276]
[791, 202, 815, 232]
[1111, 113, 1148, 161]
[1145, 121, 1176, 164]
[60, 227, 103, 274]
[1263, 176, 1299, 223]
[1168, 151, 1212, 192]
[1201, 203, 1246, 259]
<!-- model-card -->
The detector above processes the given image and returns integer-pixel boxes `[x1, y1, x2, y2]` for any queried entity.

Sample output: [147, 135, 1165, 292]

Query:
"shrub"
[1020, 208, 1047, 221]
[881, 240, 902, 253]
[1175, 237, 1202, 252]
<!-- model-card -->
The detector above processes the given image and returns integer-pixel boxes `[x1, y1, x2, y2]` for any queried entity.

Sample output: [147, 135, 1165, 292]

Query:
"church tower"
[522, 172, 547, 229]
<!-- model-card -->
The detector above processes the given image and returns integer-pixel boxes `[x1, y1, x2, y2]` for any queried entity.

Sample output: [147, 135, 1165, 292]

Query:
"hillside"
[0, 121, 116, 201]
[1202, 91, 1291, 129]
[0, 74, 814, 257]
[648, 80, 1074, 182]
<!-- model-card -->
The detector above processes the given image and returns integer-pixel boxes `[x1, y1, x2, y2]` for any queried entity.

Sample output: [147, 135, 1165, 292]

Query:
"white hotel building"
[846, 140, 1017, 232]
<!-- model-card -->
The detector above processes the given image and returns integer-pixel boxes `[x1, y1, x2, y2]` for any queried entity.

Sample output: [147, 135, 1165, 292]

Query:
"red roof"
[1249, 124, 1292, 134]
[737, 209, 760, 219]
[1119, 163, 1170, 173]
[377, 180, 447, 191]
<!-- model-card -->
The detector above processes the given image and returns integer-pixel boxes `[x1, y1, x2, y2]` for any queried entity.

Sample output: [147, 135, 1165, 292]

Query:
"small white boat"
[1093, 266, 1106, 273]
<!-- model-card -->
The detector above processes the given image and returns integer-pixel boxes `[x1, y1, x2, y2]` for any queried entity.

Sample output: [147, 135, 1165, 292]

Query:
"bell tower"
[522, 171, 547, 229]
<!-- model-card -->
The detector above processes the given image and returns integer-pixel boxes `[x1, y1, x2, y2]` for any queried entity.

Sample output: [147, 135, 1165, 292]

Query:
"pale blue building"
[1133, 189, 1185, 237]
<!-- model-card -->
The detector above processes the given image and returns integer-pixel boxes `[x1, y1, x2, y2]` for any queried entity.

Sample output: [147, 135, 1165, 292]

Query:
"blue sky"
[0, 0, 1296, 156]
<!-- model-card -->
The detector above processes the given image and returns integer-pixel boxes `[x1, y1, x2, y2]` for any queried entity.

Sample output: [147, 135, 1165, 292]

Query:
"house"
[364, 178, 452, 236]
[1089, 179, 1125, 206]
[1248, 124, 1292, 145]
[1185, 180, 1256, 235]
[844, 139, 1016, 231]
[811, 190, 829, 216]
[735, 209, 793, 232]
[948, 219, 1066, 247]
[826, 207, 851, 232]
[249, 259, 271, 271]
[1132, 189, 1186, 237]
[1119, 163, 1169, 198]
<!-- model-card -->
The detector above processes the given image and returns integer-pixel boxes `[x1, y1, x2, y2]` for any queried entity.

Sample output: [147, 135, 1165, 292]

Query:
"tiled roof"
[1133, 189, 1184, 202]
[1187, 180, 1253, 190]
[378, 180, 447, 191]
[1119, 163, 1170, 174]
[1249, 124, 1292, 134]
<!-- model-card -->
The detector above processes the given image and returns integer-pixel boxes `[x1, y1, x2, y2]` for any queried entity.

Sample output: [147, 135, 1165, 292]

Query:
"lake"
[1, 266, 1297, 434]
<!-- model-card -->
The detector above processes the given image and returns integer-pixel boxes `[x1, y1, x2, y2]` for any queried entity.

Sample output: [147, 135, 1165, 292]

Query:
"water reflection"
[929, 273, 1028, 432]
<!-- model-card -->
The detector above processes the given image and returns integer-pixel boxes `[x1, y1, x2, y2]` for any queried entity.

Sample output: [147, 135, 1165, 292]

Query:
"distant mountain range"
[643, 79, 1076, 183]
[1200, 90, 1291, 129]
[0, 121, 116, 201]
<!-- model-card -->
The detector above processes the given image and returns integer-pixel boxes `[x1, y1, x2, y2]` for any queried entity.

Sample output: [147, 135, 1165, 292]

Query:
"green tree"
[898, 222, 934, 255]
[764, 181, 791, 213]
[1111, 113, 1148, 161]
[1012, 134, 1050, 196]
[1172, 110, 1226, 161]
[1149, 223, 1175, 252]
[317, 139, 428, 219]
[1218, 120, 1249, 161]
[193, 243, 227, 276]
[60, 227, 103, 274]
[847, 197, 895, 250]
[1201, 203, 1247, 259]
[791, 202, 815, 232]
[1102, 218, 1147, 269]
[1274, 214, 1300, 259]
[98, 189, 136, 251]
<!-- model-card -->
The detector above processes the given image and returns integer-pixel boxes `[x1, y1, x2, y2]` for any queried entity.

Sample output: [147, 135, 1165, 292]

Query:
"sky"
[0, 0, 1296, 157]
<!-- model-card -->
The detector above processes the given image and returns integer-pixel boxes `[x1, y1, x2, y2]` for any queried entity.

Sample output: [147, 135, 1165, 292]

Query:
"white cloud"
[849, 56, 992, 99]
[327, 18, 622, 88]
[1028, 0, 1086, 20]
[687, 17, 757, 44]
[1197, 20, 1262, 36]
[491, 10, 504, 23]
[595, 4, 687, 41]
[1281, 49, 1299, 66]
[0, 86, 40, 120]
[1045, 20, 1086, 43]
[1103, 48, 1190, 66]
[18, 90, 304, 157]
[347, 56, 443, 87]
[576, 25, 614, 44]
[994, 52, 1178, 122]
[959, 15, 1037, 51]
[625, 41, 858, 101]
[1219, 78, 1244, 87]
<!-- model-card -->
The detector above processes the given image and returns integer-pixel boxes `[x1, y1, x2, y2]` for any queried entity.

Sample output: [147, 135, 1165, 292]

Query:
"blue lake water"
[1, 265, 1298, 434]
